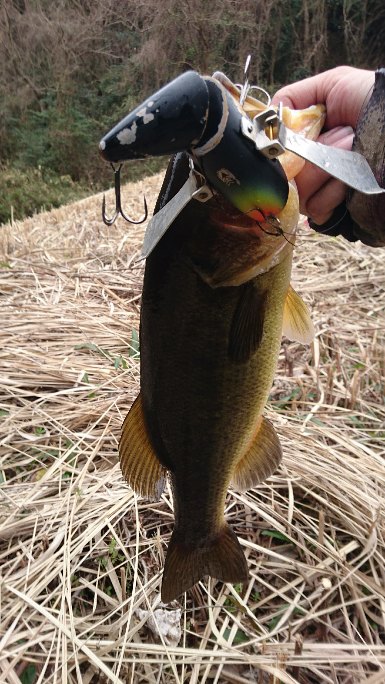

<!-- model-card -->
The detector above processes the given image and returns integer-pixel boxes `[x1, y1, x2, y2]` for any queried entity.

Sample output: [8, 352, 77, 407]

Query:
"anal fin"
[282, 285, 314, 344]
[161, 523, 248, 603]
[119, 394, 167, 501]
[231, 416, 282, 492]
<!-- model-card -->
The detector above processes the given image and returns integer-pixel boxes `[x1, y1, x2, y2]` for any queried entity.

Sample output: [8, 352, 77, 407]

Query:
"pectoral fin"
[282, 285, 314, 344]
[119, 394, 167, 501]
[231, 416, 282, 492]
[228, 284, 267, 363]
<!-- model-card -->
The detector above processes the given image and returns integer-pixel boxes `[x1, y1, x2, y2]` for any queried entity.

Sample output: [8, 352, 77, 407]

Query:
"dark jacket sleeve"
[309, 68, 385, 246]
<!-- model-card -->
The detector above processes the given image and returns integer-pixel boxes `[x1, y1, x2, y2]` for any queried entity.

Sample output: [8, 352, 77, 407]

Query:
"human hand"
[272, 66, 375, 225]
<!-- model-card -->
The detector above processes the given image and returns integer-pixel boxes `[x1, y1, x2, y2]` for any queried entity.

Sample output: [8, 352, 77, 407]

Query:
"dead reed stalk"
[1, 175, 384, 683]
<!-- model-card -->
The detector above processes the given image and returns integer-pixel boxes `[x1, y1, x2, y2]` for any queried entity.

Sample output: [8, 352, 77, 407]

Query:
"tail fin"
[161, 524, 248, 603]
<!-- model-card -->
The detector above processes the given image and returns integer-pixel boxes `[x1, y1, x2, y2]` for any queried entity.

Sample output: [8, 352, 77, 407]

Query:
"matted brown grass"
[1, 174, 384, 684]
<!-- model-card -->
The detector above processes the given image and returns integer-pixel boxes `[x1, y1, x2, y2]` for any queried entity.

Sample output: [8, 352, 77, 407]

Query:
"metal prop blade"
[249, 107, 385, 196]
[284, 129, 385, 195]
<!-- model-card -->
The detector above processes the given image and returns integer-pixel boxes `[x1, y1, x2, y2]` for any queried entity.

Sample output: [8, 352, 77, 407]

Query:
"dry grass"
[1, 173, 384, 684]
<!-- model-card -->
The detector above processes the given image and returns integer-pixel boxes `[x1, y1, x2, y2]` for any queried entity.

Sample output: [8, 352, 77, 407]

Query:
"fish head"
[189, 91, 325, 287]
[191, 180, 299, 288]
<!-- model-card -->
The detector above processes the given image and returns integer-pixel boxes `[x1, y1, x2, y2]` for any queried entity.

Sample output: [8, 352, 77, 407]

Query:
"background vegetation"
[1, 0, 384, 223]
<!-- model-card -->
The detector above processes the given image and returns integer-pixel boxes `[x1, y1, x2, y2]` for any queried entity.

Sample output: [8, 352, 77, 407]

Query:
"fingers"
[271, 66, 375, 229]
[295, 126, 354, 224]
[272, 71, 331, 109]
[305, 178, 347, 226]
[272, 66, 374, 129]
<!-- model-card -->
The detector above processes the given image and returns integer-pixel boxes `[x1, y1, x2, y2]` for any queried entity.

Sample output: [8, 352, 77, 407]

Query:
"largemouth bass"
[100, 72, 325, 602]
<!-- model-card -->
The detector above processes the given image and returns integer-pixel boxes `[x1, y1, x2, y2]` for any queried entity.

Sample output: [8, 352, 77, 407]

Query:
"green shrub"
[0, 165, 89, 225]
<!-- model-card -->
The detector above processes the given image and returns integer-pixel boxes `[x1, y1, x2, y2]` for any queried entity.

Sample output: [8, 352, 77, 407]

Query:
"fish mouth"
[209, 203, 287, 239]
[210, 208, 260, 233]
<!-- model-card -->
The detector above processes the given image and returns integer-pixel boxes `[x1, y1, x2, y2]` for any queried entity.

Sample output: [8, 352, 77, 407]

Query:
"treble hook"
[102, 163, 148, 226]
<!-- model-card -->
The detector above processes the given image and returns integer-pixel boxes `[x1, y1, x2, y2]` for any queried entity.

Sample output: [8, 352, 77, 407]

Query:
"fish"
[100, 72, 325, 602]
